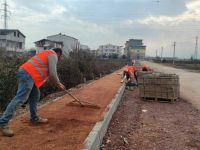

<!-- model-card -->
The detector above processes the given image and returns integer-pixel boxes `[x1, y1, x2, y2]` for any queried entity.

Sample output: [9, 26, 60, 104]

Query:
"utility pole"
[0, 0, 10, 29]
[161, 46, 163, 62]
[172, 42, 176, 64]
[156, 50, 158, 58]
[195, 36, 198, 60]
[0, 0, 10, 53]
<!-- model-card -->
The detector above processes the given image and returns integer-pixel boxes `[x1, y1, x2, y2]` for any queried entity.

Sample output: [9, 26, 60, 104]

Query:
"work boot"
[0, 124, 14, 137]
[31, 117, 48, 124]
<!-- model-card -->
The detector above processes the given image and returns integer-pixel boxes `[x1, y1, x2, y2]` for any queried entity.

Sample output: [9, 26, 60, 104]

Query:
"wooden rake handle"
[65, 90, 84, 106]
[65, 90, 99, 107]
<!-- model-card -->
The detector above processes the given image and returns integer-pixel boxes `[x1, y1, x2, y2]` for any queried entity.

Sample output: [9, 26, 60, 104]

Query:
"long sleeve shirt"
[48, 54, 60, 86]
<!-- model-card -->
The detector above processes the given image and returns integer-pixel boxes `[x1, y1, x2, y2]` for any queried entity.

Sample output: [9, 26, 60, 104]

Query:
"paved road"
[141, 61, 200, 110]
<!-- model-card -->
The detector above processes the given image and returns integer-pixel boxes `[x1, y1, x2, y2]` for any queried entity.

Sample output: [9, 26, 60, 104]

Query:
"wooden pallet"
[141, 97, 179, 103]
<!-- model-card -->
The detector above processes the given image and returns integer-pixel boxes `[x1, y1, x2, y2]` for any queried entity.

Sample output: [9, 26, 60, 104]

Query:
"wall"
[0, 31, 25, 52]
[47, 34, 80, 56]
[129, 48, 146, 59]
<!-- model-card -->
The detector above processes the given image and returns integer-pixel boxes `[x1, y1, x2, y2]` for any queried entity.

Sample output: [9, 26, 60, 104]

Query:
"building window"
[19, 42, 22, 49]
[14, 32, 16, 37]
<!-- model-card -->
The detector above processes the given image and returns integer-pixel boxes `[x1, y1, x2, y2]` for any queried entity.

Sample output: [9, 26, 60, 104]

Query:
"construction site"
[0, 60, 200, 150]
[0, 0, 200, 150]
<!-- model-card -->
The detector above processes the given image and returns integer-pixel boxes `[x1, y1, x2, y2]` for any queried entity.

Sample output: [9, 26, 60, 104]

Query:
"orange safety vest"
[126, 66, 136, 74]
[20, 50, 57, 87]
[142, 64, 149, 70]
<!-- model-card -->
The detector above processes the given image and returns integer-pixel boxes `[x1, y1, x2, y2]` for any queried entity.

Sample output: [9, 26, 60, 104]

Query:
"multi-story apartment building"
[0, 29, 25, 56]
[98, 44, 124, 57]
[124, 39, 146, 59]
[47, 33, 80, 56]
[34, 39, 63, 53]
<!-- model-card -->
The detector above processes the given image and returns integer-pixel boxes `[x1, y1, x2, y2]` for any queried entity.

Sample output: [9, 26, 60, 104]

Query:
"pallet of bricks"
[138, 72, 180, 102]
[137, 70, 154, 77]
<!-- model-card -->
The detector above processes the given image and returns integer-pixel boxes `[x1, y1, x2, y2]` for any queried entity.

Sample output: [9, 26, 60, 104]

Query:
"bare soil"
[102, 89, 200, 150]
[0, 70, 123, 150]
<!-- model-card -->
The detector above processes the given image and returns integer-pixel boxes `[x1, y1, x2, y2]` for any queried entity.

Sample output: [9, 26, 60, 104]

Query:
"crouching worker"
[121, 65, 138, 89]
[0, 48, 66, 137]
[142, 64, 150, 71]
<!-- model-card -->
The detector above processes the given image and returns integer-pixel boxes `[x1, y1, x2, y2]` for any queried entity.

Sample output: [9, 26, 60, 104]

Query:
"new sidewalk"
[0, 69, 124, 150]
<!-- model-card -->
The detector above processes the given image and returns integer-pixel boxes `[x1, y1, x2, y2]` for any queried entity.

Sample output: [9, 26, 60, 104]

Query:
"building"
[34, 39, 63, 53]
[80, 44, 90, 51]
[124, 39, 146, 59]
[98, 44, 124, 57]
[91, 50, 98, 56]
[47, 33, 80, 56]
[0, 29, 25, 55]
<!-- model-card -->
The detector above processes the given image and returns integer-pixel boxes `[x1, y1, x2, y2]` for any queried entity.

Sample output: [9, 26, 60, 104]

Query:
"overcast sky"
[3, 0, 200, 58]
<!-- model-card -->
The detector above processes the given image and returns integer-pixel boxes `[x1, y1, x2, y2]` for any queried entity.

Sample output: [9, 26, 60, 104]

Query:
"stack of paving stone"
[138, 72, 180, 102]
[137, 70, 154, 77]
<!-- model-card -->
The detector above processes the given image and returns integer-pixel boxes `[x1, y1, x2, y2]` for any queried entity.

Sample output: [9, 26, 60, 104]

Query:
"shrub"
[0, 58, 27, 111]
[0, 51, 126, 112]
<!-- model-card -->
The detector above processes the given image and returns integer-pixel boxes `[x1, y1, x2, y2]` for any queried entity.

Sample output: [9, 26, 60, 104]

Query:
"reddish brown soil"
[103, 89, 200, 150]
[0, 70, 123, 150]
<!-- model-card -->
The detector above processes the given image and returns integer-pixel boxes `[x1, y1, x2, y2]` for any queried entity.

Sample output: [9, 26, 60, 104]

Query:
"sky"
[2, 0, 200, 58]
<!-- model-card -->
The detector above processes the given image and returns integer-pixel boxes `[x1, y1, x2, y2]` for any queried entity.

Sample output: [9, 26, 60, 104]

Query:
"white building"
[34, 39, 63, 53]
[98, 44, 124, 57]
[47, 33, 80, 56]
[80, 44, 90, 51]
[0, 29, 25, 54]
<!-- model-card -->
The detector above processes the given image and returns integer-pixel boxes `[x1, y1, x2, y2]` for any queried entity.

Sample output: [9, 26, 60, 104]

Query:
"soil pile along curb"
[0, 69, 124, 150]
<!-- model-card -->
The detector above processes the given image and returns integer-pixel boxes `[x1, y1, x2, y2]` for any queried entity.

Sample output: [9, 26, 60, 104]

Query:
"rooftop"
[47, 33, 78, 40]
[0, 29, 26, 37]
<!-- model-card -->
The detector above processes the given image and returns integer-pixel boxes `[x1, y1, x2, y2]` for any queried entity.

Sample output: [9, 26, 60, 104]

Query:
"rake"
[65, 90, 100, 109]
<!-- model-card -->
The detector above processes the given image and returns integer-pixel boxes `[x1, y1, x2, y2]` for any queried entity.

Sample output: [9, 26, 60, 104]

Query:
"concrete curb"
[83, 84, 126, 150]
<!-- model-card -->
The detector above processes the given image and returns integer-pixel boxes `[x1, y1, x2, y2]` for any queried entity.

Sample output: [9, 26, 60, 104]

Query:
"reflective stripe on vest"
[20, 50, 57, 87]
[33, 56, 48, 72]
[28, 59, 46, 81]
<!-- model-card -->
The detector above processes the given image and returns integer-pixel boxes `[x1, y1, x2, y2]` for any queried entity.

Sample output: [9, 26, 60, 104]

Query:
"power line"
[0, 0, 11, 29]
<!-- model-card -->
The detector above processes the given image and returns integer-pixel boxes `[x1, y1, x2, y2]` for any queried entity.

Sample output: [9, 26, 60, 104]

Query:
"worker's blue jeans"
[0, 68, 40, 125]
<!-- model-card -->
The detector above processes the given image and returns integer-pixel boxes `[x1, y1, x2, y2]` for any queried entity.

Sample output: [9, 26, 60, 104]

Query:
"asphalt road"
[142, 61, 200, 110]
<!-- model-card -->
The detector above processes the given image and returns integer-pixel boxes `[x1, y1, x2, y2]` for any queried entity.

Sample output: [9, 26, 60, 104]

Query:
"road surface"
[142, 61, 200, 110]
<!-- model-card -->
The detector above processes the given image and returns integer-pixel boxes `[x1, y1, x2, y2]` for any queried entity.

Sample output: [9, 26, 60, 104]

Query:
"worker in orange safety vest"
[142, 64, 150, 71]
[0, 48, 65, 137]
[121, 65, 138, 84]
